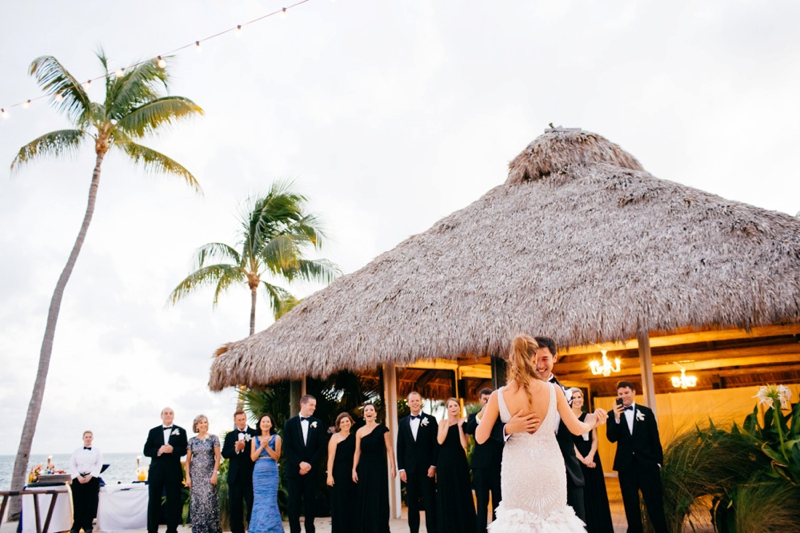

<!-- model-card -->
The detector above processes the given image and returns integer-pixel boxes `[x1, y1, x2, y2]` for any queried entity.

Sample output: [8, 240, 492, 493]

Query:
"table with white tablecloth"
[21, 485, 73, 533]
[96, 483, 149, 532]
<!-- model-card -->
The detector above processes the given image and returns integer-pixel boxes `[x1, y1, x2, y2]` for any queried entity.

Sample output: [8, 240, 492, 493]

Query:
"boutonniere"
[636, 411, 645, 422]
[171, 429, 180, 436]
[243, 434, 252, 442]
[420, 418, 430, 427]
[311, 421, 318, 429]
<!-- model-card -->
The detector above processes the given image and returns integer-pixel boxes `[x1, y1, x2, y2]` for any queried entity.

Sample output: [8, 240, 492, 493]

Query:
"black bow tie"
[84, 447, 92, 450]
[163, 426, 173, 430]
[300, 417, 309, 422]
[409, 415, 421, 420]
[623, 405, 634, 411]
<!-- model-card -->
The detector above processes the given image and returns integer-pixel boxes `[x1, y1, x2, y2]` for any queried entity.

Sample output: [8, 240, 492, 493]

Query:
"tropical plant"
[169, 181, 338, 336]
[742, 384, 800, 484]
[7, 50, 202, 517]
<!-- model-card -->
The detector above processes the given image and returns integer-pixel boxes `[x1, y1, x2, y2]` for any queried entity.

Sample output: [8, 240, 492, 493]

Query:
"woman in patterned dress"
[186, 414, 222, 533]
[249, 413, 284, 533]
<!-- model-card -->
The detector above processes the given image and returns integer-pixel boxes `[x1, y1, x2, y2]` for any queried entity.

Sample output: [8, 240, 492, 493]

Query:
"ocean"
[0, 453, 151, 490]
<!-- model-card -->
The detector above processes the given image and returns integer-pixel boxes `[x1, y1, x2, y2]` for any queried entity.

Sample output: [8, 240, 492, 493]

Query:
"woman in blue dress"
[249, 413, 284, 533]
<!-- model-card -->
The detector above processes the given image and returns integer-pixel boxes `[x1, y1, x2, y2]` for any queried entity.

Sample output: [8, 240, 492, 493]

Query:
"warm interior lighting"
[589, 349, 621, 377]
[671, 366, 697, 389]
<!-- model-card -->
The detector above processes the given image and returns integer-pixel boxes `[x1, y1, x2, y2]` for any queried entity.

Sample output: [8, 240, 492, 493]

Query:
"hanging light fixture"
[590, 349, 621, 377]
[671, 363, 697, 389]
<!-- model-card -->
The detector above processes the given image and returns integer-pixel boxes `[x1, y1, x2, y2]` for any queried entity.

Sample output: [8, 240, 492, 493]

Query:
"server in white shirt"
[69, 430, 103, 533]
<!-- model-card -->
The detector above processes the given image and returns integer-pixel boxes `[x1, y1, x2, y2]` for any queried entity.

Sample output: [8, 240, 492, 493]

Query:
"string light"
[23, 100, 30, 109]
[0, 0, 312, 119]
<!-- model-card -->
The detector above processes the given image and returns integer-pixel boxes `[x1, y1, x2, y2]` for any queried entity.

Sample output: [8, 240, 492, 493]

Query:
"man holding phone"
[222, 410, 259, 533]
[607, 381, 668, 533]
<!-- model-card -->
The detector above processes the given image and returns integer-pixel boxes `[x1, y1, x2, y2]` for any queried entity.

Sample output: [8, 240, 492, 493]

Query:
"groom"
[532, 336, 586, 521]
[283, 394, 326, 533]
[221, 410, 258, 533]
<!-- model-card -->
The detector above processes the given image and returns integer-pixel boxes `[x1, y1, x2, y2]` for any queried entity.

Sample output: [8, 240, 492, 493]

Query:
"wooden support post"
[637, 331, 657, 414]
[491, 356, 507, 390]
[289, 380, 302, 418]
[382, 364, 402, 519]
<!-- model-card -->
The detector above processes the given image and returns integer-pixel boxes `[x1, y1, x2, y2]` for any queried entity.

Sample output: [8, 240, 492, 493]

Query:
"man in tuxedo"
[532, 336, 586, 521]
[283, 394, 326, 533]
[607, 381, 668, 533]
[464, 388, 503, 533]
[397, 391, 439, 533]
[143, 407, 187, 533]
[221, 409, 258, 533]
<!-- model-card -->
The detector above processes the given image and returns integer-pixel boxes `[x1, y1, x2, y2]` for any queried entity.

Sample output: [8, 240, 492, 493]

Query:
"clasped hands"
[298, 461, 312, 475]
[234, 440, 246, 453]
[157, 444, 174, 456]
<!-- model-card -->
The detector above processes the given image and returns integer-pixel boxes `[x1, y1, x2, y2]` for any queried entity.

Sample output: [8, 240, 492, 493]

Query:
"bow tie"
[623, 405, 634, 411]
[84, 447, 92, 450]
[163, 426, 173, 430]
[409, 415, 421, 420]
[300, 417, 309, 422]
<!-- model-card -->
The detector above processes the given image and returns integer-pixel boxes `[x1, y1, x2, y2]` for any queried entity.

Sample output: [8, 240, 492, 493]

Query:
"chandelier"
[590, 349, 621, 377]
[671, 364, 697, 389]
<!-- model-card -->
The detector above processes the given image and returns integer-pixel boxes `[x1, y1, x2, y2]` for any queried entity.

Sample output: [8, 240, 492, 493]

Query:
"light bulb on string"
[115, 68, 125, 78]
[236, 25, 243, 37]
[83, 80, 92, 90]
[54, 93, 63, 102]
[281, 7, 287, 18]
[195, 41, 202, 53]
[157, 56, 166, 68]
[23, 100, 31, 109]
[1, 108, 8, 119]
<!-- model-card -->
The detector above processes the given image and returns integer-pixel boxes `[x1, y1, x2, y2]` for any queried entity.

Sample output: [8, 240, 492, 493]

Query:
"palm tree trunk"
[236, 286, 259, 411]
[7, 152, 105, 519]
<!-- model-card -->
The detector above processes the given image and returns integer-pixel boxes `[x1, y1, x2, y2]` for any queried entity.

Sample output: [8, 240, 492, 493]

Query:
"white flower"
[636, 411, 645, 422]
[171, 429, 180, 436]
[311, 421, 318, 429]
[244, 434, 252, 442]
[755, 384, 792, 409]
[421, 418, 429, 427]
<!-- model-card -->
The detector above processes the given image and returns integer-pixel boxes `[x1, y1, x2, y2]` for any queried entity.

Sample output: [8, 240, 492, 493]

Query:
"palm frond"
[115, 96, 203, 139]
[10, 129, 87, 173]
[282, 258, 340, 284]
[29, 56, 91, 124]
[110, 59, 169, 118]
[194, 243, 242, 269]
[114, 140, 202, 193]
[169, 264, 246, 305]
[258, 235, 300, 273]
[289, 215, 326, 248]
[261, 281, 294, 320]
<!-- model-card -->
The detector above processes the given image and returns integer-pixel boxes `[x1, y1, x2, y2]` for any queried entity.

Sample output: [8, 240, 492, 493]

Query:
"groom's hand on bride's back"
[505, 409, 542, 435]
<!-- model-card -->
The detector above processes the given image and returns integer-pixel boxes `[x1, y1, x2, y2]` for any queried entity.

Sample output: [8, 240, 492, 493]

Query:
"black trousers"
[147, 467, 182, 533]
[618, 465, 668, 533]
[404, 469, 437, 533]
[472, 467, 501, 533]
[71, 476, 100, 532]
[567, 477, 585, 522]
[287, 474, 317, 533]
[227, 478, 254, 533]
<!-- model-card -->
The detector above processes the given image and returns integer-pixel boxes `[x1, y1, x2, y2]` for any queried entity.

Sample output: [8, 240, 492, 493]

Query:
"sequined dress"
[489, 383, 586, 533]
[187, 435, 222, 533]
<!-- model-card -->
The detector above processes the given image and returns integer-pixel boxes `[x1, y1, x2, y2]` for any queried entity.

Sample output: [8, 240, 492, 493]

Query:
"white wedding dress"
[488, 382, 586, 533]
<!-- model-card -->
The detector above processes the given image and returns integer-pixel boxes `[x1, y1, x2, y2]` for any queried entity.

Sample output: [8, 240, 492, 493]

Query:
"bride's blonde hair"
[507, 334, 540, 409]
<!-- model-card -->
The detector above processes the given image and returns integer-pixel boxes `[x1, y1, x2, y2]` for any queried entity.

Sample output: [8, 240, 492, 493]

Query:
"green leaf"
[762, 443, 788, 466]
[10, 129, 87, 172]
[28, 56, 91, 124]
[115, 96, 203, 139]
[114, 140, 202, 193]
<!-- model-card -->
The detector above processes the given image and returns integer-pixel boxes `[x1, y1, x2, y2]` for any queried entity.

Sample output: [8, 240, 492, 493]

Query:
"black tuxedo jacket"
[606, 403, 663, 471]
[463, 412, 503, 470]
[549, 376, 585, 487]
[221, 426, 259, 485]
[143, 425, 188, 477]
[397, 413, 439, 475]
[282, 415, 326, 479]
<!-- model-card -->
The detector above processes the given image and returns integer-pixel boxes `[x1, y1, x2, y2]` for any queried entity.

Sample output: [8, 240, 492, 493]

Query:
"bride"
[476, 335, 608, 532]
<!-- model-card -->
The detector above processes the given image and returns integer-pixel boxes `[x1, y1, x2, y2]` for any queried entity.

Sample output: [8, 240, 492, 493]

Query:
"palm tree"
[7, 50, 203, 518]
[169, 181, 339, 336]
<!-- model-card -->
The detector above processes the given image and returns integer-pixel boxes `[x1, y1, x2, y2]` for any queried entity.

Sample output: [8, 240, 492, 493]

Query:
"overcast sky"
[1, 0, 799, 455]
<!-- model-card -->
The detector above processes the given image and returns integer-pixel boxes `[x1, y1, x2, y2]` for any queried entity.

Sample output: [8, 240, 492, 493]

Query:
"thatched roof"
[209, 129, 800, 391]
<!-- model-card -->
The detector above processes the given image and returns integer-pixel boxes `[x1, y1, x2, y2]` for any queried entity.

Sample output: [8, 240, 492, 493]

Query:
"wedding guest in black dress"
[352, 403, 396, 533]
[185, 415, 222, 533]
[463, 388, 503, 533]
[326, 413, 357, 533]
[436, 398, 476, 533]
[570, 388, 613, 533]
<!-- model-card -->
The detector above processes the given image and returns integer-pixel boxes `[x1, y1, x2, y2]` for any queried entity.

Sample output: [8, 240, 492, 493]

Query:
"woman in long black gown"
[326, 412, 357, 533]
[436, 397, 476, 533]
[570, 388, 614, 533]
[352, 403, 396, 533]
